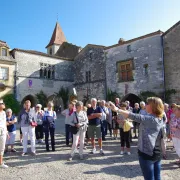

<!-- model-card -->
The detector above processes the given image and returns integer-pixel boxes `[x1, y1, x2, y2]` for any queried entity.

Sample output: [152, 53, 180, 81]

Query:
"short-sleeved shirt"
[87, 106, 102, 125]
[7, 115, 16, 132]
[0, 111, 6, 129]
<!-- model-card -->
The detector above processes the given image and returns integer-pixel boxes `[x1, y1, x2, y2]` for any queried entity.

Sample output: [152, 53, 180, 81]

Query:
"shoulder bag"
[70, 112, 80, 135]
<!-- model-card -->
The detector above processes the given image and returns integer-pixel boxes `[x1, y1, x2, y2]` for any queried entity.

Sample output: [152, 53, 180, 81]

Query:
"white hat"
[0, 99, 4, 104]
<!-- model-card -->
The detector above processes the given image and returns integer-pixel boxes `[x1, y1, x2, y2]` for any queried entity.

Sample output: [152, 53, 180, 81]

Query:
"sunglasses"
[36, 107, 40, 108]
[0, 103, 4, 105]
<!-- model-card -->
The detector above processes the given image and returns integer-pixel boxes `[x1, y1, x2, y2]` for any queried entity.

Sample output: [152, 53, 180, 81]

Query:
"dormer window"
[2, 48, 7, 56]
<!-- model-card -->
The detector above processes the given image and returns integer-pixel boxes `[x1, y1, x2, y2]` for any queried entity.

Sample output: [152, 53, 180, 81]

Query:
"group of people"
[0, 96, 180, 180]
[0, 99, 57, 168]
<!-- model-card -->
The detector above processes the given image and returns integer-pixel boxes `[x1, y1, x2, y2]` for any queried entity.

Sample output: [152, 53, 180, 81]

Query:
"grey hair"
[140, 101, 145, 106]
[164, 103, 169, 107]
[101, 100, 106, 104]
[91, 98, 97, 103]
[75, 101, 83, 107]
[36, 104, 42, 108]
[134, 103, 139, 106]
[6, 108, 12, 113]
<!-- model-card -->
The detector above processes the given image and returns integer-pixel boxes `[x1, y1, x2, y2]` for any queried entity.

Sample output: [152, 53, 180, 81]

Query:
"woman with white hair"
[5, 109, 17, 153]
[43, 101, 56, 151]
[35, 104, 44, 144]
[69, 101, 88, 160]
[139, 101, 147, 115]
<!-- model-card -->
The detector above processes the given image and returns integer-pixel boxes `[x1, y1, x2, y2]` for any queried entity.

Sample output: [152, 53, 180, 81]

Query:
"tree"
[2, 94, 20, 115]
[139, 91, 158, 102]
[106, 89, 121, 102]
[35, 90, 48, 108]
[55, 87, 69, 109]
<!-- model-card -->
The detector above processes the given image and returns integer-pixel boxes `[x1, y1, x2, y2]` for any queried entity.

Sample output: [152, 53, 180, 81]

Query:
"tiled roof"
[104, 30, 163, 50]
[163, 21, 180, 36]
[55, 42, 81, 59]
[11, 48, 73, 61]
[0, 40, 9, 48]
[46, 22, 66, 48]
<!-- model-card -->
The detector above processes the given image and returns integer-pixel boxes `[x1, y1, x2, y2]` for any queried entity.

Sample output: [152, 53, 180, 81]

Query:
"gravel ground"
[0, 115, 180, 180]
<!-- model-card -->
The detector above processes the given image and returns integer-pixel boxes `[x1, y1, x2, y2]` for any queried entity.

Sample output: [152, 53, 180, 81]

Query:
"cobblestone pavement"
[0, 115, 180, 180]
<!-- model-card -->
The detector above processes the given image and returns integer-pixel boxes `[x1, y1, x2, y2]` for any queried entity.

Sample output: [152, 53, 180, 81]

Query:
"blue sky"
[1, 0, 180, 52]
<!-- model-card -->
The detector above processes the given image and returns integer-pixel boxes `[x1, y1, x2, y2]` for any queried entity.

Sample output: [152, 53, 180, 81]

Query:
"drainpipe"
[161, 34, 166, 102]
[14, 62, 17, 100]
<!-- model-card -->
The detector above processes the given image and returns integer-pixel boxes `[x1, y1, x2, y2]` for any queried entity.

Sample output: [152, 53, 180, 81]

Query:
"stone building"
[163, 21, 180, 103]
[74, 44, 105, 102]
[105, 31, 164, 103]
[0, 40, 16, 98]
[10, 22, 80, 107]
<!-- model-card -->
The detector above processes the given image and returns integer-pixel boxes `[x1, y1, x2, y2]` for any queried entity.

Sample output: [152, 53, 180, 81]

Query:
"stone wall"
[74, 45, 106, 101]
[14, 51, 74, 102]
[163, 23, 180, 103]
[105, 34, 164, 98]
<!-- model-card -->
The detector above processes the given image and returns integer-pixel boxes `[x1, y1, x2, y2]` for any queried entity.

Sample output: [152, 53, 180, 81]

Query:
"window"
[86, 71, 91, 82]
[143, 64, 149, 76]
[127, 45, 131, 52]
[40, 63, 55, 79]
[0, 67, 8, 80]
[2, 48, 7, 56]
[118, 60, 133, 82]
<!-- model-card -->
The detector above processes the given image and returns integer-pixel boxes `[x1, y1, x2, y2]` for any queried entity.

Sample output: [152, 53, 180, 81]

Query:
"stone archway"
[47, 95, 64, 113]
[21, 94, 37, 108]
[121, 93, 142, 108]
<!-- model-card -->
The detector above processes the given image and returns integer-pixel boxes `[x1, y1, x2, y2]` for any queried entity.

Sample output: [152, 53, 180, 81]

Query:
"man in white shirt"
[0, 100, 9, 168]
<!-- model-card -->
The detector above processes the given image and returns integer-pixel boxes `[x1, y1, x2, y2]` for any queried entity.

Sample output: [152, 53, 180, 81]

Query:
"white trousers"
[71, 130, 86, 156]
[21, 126, 36, 153]
[0, 131, 6, 155]
[172, 137, 180, 158]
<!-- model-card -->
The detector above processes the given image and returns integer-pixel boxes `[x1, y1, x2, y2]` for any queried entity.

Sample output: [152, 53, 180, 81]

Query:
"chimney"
[118, 38, 125, 45]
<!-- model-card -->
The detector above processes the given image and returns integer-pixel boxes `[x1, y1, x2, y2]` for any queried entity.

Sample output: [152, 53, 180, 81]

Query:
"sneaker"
[74, 148, 79, 154]
[127, 152, 131, 155]
[21, 152, 28, 156]
[120, 151, 124, 155]
[100, 149, 105, 155]
[91, 148, 96, 154]
[83, 146, 87, 150]
[67, 157, 73, 161]
[0, 163, 8, 168]
[80, 155, 84, 160]
[11, 149, 17, 153]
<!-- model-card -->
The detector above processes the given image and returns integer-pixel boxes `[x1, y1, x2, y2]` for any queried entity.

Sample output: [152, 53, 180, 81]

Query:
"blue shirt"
[87, 106, 102, 125]
[7, 115, 16, 132]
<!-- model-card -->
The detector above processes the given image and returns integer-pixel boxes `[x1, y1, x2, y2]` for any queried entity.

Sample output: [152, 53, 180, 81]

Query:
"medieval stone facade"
[74, 45, 105, 101]
[163, 21, 180, 103]
[105, 31, 164, 99]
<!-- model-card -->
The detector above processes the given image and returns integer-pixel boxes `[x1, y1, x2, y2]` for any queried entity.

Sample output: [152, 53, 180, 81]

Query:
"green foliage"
[106, 89, 121, 102]
[55, 87, 69, 109]
[165, 89, 176, 103]
[139, 91, 158, 102]
[2, 94, 20, 115]
[35, 90, 48, 108]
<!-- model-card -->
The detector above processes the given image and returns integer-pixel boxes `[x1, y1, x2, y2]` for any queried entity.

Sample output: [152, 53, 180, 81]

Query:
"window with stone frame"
[143, 64, 149, 76]
[40, 63, 55, 79]
[49, 48, 52, 55]
[86, 71, 91, 82]
[0, 67, 8, 80]
[1, 48, 8, 56]
[117, 59, 133, 82]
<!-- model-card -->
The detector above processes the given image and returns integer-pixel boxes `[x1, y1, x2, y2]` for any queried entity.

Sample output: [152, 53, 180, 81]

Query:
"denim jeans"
[65, 124, 73, 145]
[44, 126, 55, 151]
[101, 120, 107, 139]
[139, 155, 161, 180]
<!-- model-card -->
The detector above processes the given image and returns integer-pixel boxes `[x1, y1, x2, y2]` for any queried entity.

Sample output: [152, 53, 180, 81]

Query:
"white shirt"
[0, 111, 6, 129]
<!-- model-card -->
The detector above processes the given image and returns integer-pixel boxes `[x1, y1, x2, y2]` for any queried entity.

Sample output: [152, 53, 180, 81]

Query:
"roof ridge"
[11, 48, 73, 61]
[163, 20, 180, 36]
[104, 30, 163, 50]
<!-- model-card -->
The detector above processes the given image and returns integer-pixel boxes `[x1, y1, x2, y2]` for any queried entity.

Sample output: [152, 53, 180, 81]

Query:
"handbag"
[123, 120, 133, 132]
[70, 112, 79, 135]
[30, 121, 37, 127]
